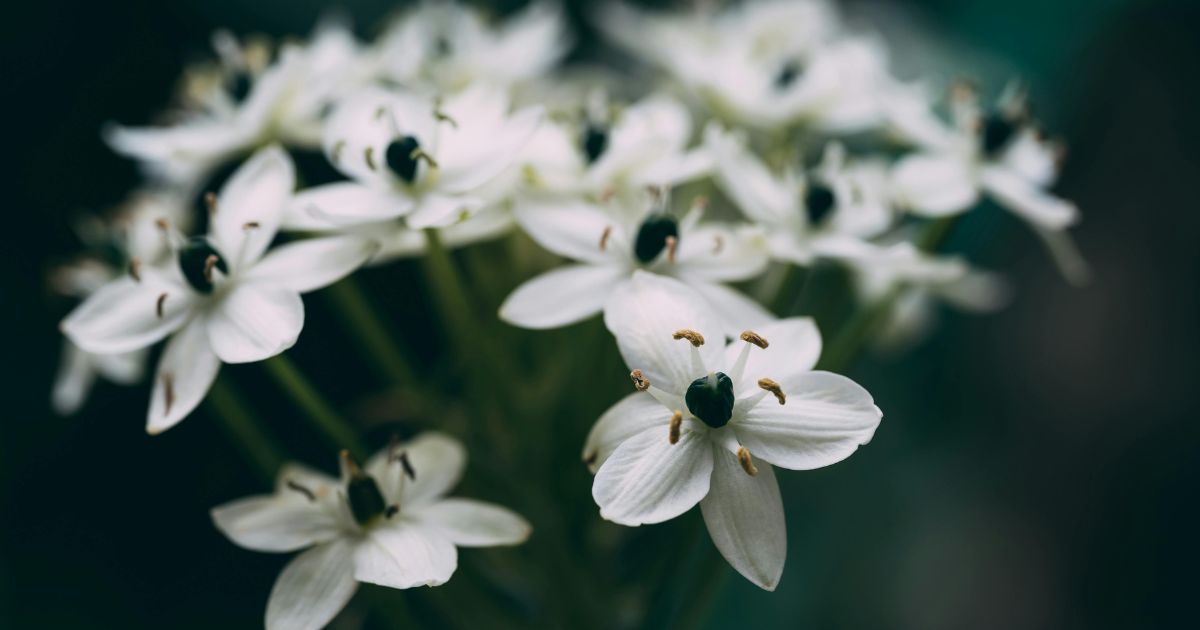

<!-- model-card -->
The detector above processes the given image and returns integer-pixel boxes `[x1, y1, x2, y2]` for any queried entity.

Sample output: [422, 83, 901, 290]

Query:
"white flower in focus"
[373, 1, 570, 93]
[705, 124, 893, 266]
[60, 147, 377, 432]
[583, 272, 881, 590]
[106, 21, 366, 189]
[212, 433, 531, 630]
[500, 195, 771, 334]
[284, 85, 542, 235]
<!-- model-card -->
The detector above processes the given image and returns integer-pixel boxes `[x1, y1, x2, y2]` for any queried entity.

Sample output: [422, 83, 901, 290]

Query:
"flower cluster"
[50, 1, 1084, 627]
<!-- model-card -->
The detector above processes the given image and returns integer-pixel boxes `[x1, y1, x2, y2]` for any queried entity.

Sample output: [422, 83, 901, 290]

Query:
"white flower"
[582, 272, 881, 590]
[500, 195, 771, 334]
[372, 1, 570, 93]
[106, 21, 366, 189]
[520, 94, 712, 198]
[60, 147, 377, 432]
[283, 85, 542, 237]
[212, 433, 531, 630]
[704, 124, 893, 265]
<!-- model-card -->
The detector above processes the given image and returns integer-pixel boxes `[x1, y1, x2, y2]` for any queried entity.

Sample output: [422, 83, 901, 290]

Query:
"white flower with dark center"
[107, 21, 365, 189]
[500, 194, 771, 334]
[704, 124, 893, 266]
[520, 93, 712, 199]
[212, 433, 531, 630]
[372, 1, 570, 93]
[583, 271, 881, 590]
[889, 84, 1086, 281]
[283, 85, 542, 236]
[60, 147, 377, 432]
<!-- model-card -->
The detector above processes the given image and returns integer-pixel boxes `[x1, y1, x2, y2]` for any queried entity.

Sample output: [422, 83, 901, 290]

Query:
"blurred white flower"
[212, 433, 530, 630]
[583, 272, 881, 590]
[500, 194, 771, 334]
[372, 1, 570, 93]
[106, 21, 367, 189]
[705, 124, 893, 265]
[61, 147, 376, 432]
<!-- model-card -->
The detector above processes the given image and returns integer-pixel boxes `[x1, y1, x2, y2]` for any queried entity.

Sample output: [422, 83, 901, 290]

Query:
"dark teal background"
[2, 1, 1198, 628]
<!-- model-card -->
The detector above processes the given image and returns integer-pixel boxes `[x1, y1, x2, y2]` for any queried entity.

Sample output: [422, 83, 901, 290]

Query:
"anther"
[665, 235, 678, 263]
[599, 225, 612, 251]
[668, 410, 683, 445]
[162, 372, 175, 415]
[630, 369, 650, 391]
[384, 505, 400, 518]
[409, 147, 439, 169]
[364, 147, 377, 170]
[712, 234, 724, 255]
[758, 378, 786, 405]
[737, 447, 759, 476]
[155, 218, 171, 233]
[340, 449, 361, 476]
[331, 140, 345, 164]
[673, 329, 705, 347]
[434, 109, 459, 128]
[204, 191, 218, 214]
[128, 257, 142, 283]
[740, 331, 769, 349]
[399, 451, 416, 481]
[285, 479, 317, 502]
[156, 292, 168, 319]
[243, 221, 260, 230]
[203, 255, 219, 283]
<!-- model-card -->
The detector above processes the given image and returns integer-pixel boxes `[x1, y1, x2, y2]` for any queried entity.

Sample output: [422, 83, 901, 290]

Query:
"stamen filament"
[665, 235, 678, 263]
[285, 479, 317, 502]
[156, 292, 168, 319]
[128, 258, 142, 283]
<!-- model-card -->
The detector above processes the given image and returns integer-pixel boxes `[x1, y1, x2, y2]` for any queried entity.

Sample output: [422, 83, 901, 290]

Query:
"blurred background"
[2, 0, 1198, 628]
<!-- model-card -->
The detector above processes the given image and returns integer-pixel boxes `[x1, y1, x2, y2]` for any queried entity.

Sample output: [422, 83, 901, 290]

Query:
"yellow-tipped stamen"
[409, 147, 439, 169]
[161, 372, 175, 416]
[599, 225, 612, 251]
[740, 330, 769, 349]
[364, 147, 377, 171]
[203, 254, 219, 284]
[665, 235, 678, 263]
[433, 108, 459, 128]
[737, 447, 758, 476]
[243, 221, 260, 230]
[285, 479, 317, 502]
[331, 140, 346, 164]
[630, 369, 650, 391]
[668, 410, 683, 445]
[758, 378, 786, 405]
[712, 234, 724, 255]
[204, 191, 218, 214]
[128, 257, 142, 283]
[340, 449, 362, 477]
[155, 293, 168, 319]
[673, 329, 705, 347]
[154, 218, 171, 233]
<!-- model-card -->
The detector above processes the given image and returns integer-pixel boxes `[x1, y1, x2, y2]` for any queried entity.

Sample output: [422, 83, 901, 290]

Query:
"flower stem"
[770, 264, 809, 316]
[206, 377, 283, 482]
[263, 354, 367, 460]
[324, 275, 420, 388]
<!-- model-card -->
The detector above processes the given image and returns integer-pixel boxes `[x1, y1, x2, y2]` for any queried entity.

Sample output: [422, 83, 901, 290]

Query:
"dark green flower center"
[685, 372, 735, 428]
[633, 215, 679, 264]
[581, 123, 609, 164]
[981, 113, 1018, 158]
[177, 238, 229, 294]
[774, 60, 803, 90]
[385, 136, 423, 183]
[805, 183, 836, 225]
[347, 474, 388, 526]
[228, 72, 253, 105]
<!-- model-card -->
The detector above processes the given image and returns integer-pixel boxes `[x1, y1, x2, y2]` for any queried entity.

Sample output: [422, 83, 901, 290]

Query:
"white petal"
[61, 274, 194, 355]
[284, 182, 411, 230]
[701, 445, 786, 591]
[211, 146, 295, 268]
[603, 271, 725, 395]
[684, 280, 775, 340]
[354, 524, 458, 589]
[735, 371, 882, 470]
[211, 493, 342, 553]
[147, 318, 221, 434]
[413, 498, 531, 547]
[396, 432, 467, 508]
[90, 348, 146, 385]
[673, 224, 769, 282]
[500, 264, 626, 330]
[206, 284, 304, 364]
[592, 426, 713, 526]
[51, 342, 96, 415]
[583, 392, 671, 473]
[704, 123, 798, 225]
[721, 318, 823, 391]
[245, 236, 378, 293]
[266, 540, 358, 630]
[406, 195, 485, 230]
[979, 166, 1079, 230]
[437, 104, 544, 194]
[890, 153, 979, 217]
[513, 199, 627, 264]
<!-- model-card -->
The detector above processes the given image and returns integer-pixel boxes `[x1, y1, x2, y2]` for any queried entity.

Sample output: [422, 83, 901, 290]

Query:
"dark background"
[2, 0, 1198, 628]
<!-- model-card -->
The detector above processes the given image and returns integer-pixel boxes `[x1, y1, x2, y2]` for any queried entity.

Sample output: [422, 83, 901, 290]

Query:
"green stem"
[673, 543, 729, 630]
[207, 377, 284, 482]
[263, 354, 367, 460]
[770, 264, 809, 316]
[324, 275, 420, 388]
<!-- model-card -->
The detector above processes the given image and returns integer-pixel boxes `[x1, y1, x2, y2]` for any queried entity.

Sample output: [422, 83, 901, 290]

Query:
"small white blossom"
[212, 433, 531, 630]
[61, 147, 377, 432]
[583, 272, 881, 590]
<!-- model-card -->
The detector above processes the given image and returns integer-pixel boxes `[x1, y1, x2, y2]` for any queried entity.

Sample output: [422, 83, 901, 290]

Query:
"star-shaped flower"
[583, 272, 882, 590]
[212, 433, 531, 630]
[60, 147, 377, 432]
